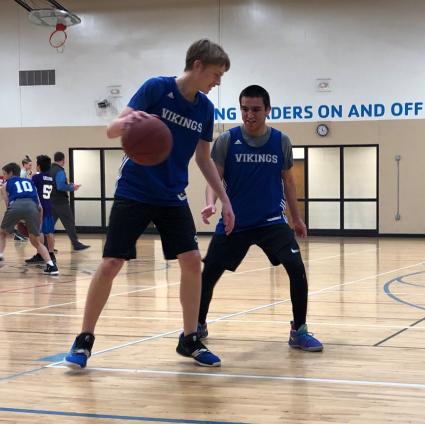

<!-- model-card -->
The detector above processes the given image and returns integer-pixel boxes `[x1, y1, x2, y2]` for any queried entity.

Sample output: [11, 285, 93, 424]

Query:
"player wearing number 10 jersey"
[0, 162, 58, 274]
[27, 155, 56, 265]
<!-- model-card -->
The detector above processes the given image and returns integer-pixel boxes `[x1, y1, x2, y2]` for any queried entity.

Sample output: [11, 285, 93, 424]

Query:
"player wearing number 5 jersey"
[0, 162, 58, 275]
[26, 155, 56, 265]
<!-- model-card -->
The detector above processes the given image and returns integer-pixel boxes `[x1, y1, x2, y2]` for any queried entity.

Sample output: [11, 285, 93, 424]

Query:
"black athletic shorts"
[103, 197, 198, 260]
[203, 223, 301, 271]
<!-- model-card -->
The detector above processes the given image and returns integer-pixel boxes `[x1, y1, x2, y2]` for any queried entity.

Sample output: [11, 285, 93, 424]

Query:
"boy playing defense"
[199, 85, 322, 351]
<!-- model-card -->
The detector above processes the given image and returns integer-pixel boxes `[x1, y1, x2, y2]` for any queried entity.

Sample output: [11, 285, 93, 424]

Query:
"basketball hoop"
[27, 8, 81, 52]
[49, 22, 67, 52]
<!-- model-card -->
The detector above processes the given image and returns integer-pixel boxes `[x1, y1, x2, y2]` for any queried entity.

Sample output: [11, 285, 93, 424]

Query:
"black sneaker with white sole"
[176, 332, 221, 367]
[43, 263, 59, 275]
[25, 253, 44, 264]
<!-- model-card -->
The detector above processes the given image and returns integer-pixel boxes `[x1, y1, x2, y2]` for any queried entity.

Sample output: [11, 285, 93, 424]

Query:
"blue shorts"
[41, 215, 54, 235]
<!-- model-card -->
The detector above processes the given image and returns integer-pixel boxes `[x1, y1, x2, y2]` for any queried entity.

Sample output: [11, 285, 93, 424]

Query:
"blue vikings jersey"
[115, 76, 214, 205]
[216, 126, 286, 234]
[6, 176, 39, 205]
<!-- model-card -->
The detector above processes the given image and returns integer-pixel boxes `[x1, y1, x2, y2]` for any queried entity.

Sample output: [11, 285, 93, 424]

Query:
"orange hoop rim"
[49, 23, 67, 49]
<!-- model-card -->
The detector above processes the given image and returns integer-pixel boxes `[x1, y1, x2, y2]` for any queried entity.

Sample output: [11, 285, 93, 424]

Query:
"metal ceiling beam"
[47, 0, 69, 12]
[13, 0, 32, 12]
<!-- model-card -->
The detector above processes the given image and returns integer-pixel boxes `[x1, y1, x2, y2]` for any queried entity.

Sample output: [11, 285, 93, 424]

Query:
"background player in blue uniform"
[199, 85, 323, 351]
[65, 39, 234, 369]
[0, 162, 58, 275]
[26, 155, 56, 264]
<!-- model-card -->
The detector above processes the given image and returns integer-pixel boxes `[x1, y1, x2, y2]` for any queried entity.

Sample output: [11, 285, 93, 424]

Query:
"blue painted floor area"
[37, 353, 67, 362]
[0, 407, 249, 424]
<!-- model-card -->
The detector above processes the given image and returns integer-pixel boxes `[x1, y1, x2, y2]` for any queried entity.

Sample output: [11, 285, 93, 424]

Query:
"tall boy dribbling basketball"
[65, 39, 234, 368]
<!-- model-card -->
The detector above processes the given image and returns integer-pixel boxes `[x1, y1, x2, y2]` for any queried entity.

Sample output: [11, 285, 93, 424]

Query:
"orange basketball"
[121, 113, 173, 166]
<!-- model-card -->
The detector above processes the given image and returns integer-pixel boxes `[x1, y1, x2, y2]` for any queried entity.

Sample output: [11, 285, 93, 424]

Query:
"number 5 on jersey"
[43, 184, 53, 199]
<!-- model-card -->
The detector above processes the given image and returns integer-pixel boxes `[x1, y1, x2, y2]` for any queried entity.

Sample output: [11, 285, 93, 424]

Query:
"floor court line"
[374, 315, 425, 346]
[1, 254, 422, 381]
[0, 406, 247, 424]
[0, 365, 52, 382]
[0, 246, 379, 318]
[10, 312, 425, 331]
[0, 260, 278, 318]
[226, 247, 380, 276]
[300, 247, 380, 264]
[384, 271, 425, 313]
[0, 281, 180, 318]
[204, 261, 425, 327]
[0, 265, 169, 294]
[50, 364, 425, 390]
[38, 259, 425, 371]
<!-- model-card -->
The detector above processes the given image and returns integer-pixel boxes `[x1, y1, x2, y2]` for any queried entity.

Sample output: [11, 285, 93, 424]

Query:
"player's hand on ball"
[127, 110, 150, 123]
[201, 204, 216, 224]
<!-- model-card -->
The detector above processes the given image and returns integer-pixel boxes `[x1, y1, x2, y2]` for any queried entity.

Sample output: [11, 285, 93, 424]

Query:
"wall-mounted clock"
[316, 124, 329, 137]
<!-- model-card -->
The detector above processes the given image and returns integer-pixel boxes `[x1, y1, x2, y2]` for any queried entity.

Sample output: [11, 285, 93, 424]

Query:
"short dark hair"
[2, 162, 20, 176]
[36, 155, 51, 173]
[184, 39, 230, 72]
[54, 151, 65, 162]
[239, 85, 271, 109]
[21, 155, 32, 166]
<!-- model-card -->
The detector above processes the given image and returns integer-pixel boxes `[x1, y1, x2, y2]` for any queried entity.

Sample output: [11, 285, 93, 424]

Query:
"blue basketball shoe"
[197, 322, 208, 339]
[288, 322, 323, 352]
[176, 332, 220, 367]
[64, 332, 95, 369]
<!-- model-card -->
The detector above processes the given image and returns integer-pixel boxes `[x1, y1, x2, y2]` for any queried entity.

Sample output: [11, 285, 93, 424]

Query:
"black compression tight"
[198, 262, 225, 325]
[198, 259, 308, 331]
[283, 260, 308, 330]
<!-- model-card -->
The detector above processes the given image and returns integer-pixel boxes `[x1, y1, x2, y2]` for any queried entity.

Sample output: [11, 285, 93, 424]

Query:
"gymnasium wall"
[0, 0, 424, 234]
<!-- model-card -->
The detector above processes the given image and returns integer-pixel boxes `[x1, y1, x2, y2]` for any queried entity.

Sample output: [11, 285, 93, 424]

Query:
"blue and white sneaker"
[288, 322, 323, 352]
[64, 332, 95, 369]
[197, 322, 208, 340]
[176, 332, 220, 367]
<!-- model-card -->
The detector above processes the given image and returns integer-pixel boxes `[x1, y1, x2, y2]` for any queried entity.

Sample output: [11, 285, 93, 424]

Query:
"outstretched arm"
[196, 140, 234, 235]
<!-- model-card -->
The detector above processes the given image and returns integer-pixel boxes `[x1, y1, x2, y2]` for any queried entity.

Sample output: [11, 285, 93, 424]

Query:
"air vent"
[19, 69, 55, 86]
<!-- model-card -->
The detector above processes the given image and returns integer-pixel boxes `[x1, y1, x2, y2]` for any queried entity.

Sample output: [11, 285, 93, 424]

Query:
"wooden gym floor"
[0, 234, 425, 423]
